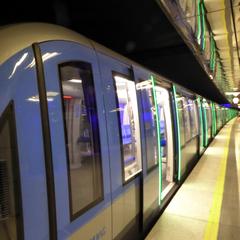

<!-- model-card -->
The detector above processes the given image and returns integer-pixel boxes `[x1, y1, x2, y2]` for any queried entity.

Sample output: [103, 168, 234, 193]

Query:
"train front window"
[114, 74, 142, 182]
[59, 62, 103, 219]
[0, 103, 22, 240]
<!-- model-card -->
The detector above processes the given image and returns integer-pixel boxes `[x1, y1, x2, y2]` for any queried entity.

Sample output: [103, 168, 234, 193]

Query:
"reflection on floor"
[146, 118, 240, 240]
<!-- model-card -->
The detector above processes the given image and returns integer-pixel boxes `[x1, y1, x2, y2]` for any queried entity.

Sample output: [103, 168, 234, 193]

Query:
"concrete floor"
[146, 118, 240, 240]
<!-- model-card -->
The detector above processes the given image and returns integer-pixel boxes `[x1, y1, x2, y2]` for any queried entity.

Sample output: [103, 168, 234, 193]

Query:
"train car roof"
[0, 22, 142, 68]
[0, 22, 93, 65]
[0, 22, 171, 87]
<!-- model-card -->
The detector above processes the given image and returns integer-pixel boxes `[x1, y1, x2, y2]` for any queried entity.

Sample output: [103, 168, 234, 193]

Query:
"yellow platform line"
[203, 124, 233, 240]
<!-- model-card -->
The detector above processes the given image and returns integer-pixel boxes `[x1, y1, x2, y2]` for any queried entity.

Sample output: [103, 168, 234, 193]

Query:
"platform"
[146, 118, 240, 240]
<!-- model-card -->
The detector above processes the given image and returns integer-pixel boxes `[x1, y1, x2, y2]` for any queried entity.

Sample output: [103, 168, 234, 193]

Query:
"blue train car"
[0, 23, 237, 240]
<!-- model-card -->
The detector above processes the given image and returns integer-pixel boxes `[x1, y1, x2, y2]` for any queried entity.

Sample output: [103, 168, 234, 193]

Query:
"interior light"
[68, 79, 82, 83]
[233, 97, 239, 104]
[225, 91, 240, 95]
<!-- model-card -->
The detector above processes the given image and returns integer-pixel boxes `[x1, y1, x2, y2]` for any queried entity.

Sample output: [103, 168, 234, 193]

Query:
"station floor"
[146, 117, 240, 240]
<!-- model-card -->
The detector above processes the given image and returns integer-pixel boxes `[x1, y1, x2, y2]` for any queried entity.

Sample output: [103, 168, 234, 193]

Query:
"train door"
[211, 102, 217, 137]
[37, 41, 112, 239]
[154, 83, 175, 199]
[97, 53, 142, 240]
[133, 68, 175, 230]
[133, 68, 160, 230]
[202, 99, 212, 146]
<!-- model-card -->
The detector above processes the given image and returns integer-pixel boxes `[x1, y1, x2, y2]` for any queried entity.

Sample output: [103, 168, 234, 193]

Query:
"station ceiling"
[204, 0, 240, 95]
[1, 0, 238, 104]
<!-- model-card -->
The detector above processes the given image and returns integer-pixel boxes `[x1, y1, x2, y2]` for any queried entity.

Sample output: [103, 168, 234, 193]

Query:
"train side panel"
[38, 40, 112, 239]
[0, 48, 50, 239]
[96, 52, 143, 240]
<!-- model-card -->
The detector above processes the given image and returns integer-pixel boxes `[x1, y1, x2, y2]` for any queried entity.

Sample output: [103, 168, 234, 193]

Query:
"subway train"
[0, 23, 238, 240]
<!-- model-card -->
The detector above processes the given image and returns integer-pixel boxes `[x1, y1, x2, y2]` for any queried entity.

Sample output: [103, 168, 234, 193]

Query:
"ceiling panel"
[205, 0, 240, 97]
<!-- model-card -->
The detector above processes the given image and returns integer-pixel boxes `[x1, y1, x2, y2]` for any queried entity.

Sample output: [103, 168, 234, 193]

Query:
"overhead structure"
[156, 0, 240, 104]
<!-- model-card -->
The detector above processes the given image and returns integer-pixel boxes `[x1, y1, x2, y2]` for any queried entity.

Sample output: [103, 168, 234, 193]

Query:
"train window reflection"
[187, 98, 199, 138]
[177, 96, 185, 147]
[177, 95, 199, 146]
[138, 80, 158, 170]
[204, 101, 212, 139]
[114, 75, 142, 182]
[155, 86, 174, 196]
[59, 62, 103, 219]
[182, 97, 191, 143]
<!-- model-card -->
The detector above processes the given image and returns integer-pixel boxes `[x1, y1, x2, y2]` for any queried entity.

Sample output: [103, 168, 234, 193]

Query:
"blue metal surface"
[96, 52, 141, 199]
[0, 47, 50, 239]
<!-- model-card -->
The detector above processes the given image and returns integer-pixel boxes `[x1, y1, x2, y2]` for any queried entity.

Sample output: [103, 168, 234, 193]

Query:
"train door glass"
[182, 97, 191, 143]
[0, 103, 22, 240]
[176, 95, 191, 146]
[113, 75, 142, 182]
[59, 62, 103, 219]
[205, 101, 212, 139]
[155, 86, 174, 199]
[137, 80, 158, 171]
[187, 98, 199, 139]
[176, 96, 186, 147]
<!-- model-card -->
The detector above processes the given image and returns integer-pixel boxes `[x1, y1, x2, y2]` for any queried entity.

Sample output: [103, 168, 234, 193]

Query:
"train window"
[155, 89, 167, 160]
[59, 62, 103, 219]
[0, 103, 23, 240]
[204, 101, 212, 128]
[137, 80, 158, 171]
[176, 96, 186, 147]
[182, 97, 191, 143]
[113, 74, 142, 182]
[155, 86, 175, 196]
[207, 105, 212, 128]
[187, 98, 199, 138]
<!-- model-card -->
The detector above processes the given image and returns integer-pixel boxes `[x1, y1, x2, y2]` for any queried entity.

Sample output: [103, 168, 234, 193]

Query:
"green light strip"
[212, 44, 216, 71]
[197, 97, 204, 150]
[214, 105, 217, 135]
[151, 75, 162, 205]
[197, 0, 202, 45]
[173, 85, 181, 181]
[211, 40, 216, 71]
[203, 100, 208, 147]
[201, 3, 206, 51]
[210, 34, 214, 70]
[211, 102, 217, 136]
